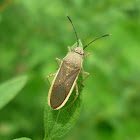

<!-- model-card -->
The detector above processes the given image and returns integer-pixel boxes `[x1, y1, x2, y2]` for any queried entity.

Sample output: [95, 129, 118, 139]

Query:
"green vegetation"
[44, 41, 83, 140]
[0, 0, 140, 140]
[0, 75, 27, 109]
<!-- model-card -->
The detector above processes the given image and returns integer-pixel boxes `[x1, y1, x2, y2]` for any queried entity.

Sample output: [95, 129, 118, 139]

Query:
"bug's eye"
[74, 48, 77, 51]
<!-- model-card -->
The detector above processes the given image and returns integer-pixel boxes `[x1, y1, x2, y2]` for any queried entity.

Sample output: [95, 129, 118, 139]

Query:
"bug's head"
[74, 47, 84, 55]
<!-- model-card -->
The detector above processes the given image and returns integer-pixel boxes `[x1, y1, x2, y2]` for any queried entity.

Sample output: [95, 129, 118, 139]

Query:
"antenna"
[83, 34, 111, 50]
[66, 14, 79, 47]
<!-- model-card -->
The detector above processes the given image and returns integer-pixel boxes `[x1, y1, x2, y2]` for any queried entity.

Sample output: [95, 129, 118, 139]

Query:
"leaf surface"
[0, 75, 28, 109]
[14, 137, 32, 140]
[44, 40, 83, 140]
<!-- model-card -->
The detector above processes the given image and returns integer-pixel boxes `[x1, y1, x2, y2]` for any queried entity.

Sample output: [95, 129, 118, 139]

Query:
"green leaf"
[13, 137, 32, 140]
[44, 40, 83, 140]
[0, 75, 28, 109]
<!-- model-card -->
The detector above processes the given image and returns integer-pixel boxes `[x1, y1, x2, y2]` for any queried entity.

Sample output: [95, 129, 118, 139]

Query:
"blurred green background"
[0, 0, 140, 140]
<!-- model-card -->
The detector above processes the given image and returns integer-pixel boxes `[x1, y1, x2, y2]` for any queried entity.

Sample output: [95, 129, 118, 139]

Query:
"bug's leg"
[68, 83, 79, 115]
[82, 53, 90, 59]
[47, 73, 56, 87]
[80, 71, 90, 87]
[55, 58, 62, 68]
[68, 46, 72, 53]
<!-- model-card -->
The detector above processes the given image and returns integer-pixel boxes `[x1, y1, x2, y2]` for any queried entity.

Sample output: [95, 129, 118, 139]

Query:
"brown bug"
[47, 15, 111, 110]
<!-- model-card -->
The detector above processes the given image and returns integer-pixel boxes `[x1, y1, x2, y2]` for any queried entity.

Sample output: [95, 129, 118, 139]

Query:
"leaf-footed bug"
[47, 15, 111, 110]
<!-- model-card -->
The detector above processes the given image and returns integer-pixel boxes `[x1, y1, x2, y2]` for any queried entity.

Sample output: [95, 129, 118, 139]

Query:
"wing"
[49, 61, 80, 109]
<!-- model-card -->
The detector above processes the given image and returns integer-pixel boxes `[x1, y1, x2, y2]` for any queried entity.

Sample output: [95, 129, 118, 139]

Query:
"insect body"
[47, 15, 111, 110]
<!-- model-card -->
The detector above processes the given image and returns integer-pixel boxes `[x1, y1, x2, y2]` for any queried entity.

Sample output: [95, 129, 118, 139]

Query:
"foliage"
[0, 75, 27, 109]
[0, 0, 140, 140]
[44, 41, 83, 140]
[14, 137, 32, 140]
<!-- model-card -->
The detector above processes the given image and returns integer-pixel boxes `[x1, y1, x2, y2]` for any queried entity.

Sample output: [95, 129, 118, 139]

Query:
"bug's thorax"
[63, 47, 83, 69]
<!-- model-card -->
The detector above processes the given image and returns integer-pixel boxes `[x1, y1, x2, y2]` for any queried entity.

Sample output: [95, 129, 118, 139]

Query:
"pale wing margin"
[49, 61, 80, 110]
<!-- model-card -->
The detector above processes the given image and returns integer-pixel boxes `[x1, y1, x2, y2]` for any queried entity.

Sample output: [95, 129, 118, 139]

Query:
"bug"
[47, 15, 111, 110]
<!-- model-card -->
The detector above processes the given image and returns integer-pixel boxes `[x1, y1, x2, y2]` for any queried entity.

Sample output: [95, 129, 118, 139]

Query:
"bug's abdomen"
[50, 83, 65, 109]
[50, 61, 80, 109]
